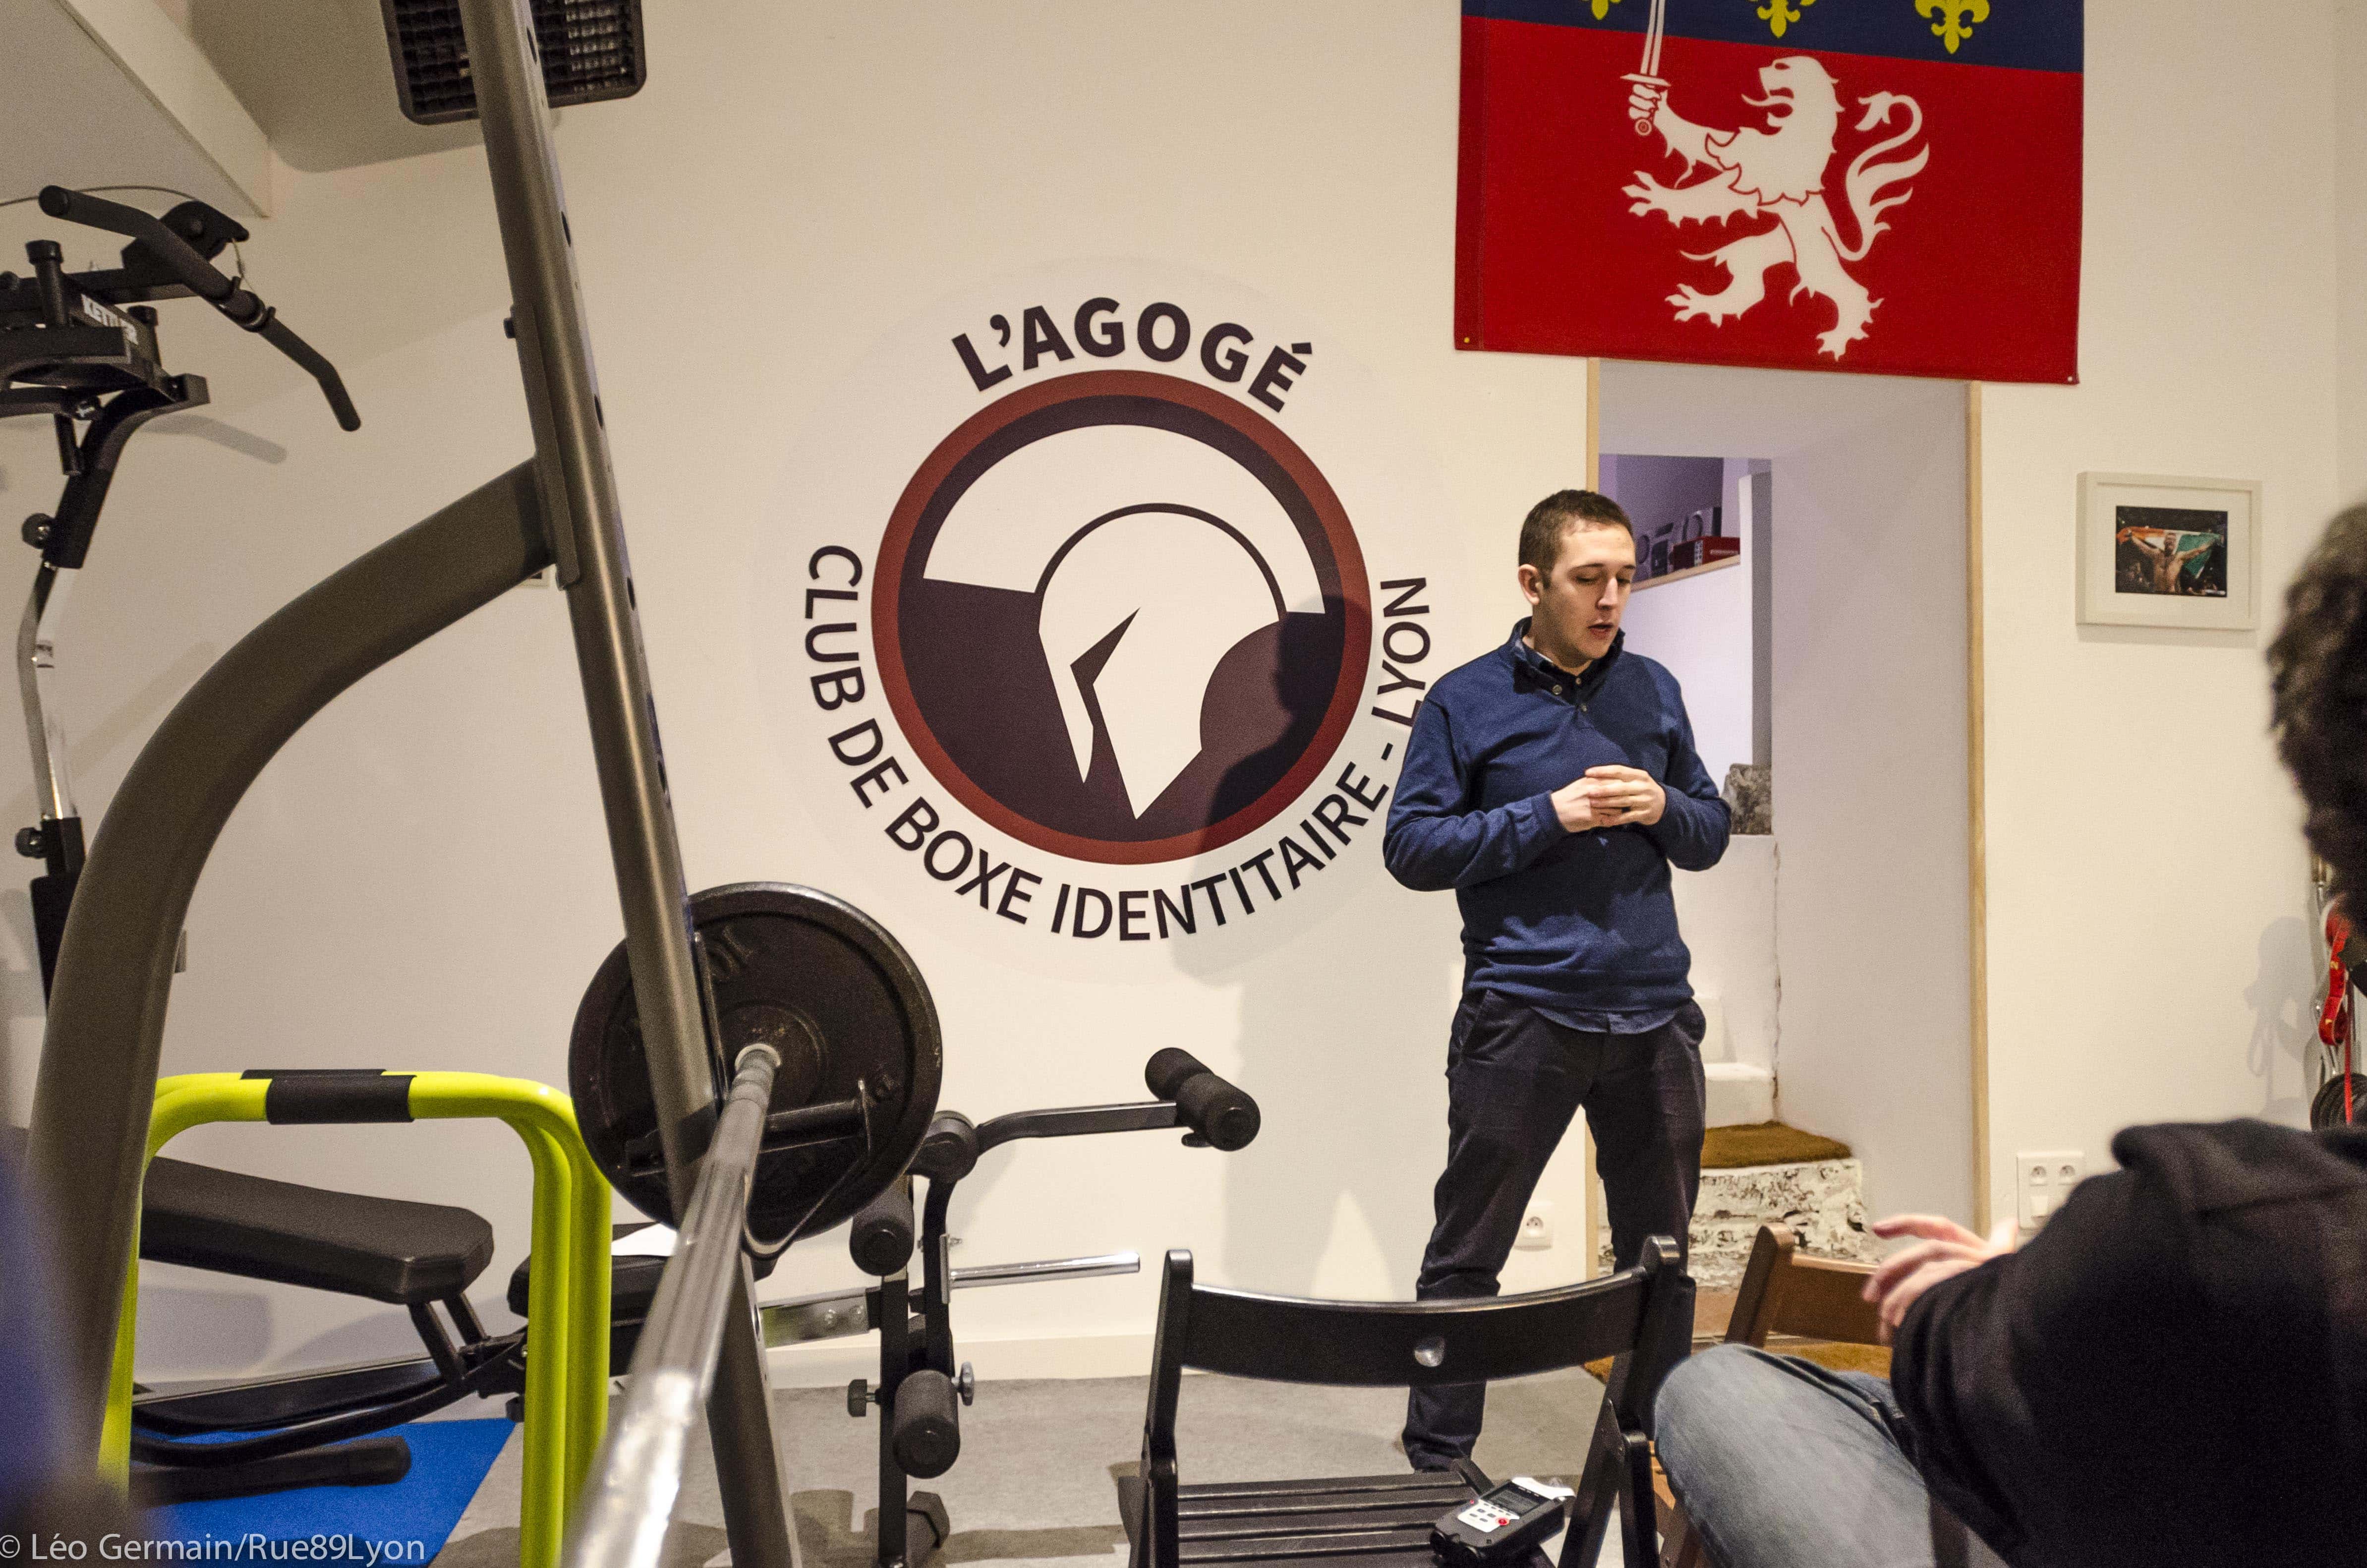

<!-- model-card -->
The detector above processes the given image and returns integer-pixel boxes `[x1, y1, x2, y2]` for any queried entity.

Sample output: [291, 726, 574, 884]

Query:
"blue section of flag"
[1463, 1, 2082, 74]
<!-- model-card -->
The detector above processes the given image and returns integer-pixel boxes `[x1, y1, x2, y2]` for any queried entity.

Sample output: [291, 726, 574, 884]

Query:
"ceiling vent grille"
[380, 1, 647, 125]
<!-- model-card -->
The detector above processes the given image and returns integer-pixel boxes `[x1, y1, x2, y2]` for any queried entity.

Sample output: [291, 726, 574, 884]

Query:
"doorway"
[1598, 359, 1975, 1226]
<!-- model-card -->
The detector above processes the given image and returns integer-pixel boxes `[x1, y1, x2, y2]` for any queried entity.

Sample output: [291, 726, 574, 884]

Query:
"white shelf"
[1632, 553, 1742, 591]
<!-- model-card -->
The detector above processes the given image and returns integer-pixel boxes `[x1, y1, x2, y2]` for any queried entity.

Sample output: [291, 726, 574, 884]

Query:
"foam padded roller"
[1145, 1048, 1261, 1152]
[849, 1185, 914, 1277]
[891, 1369, 961, 1478]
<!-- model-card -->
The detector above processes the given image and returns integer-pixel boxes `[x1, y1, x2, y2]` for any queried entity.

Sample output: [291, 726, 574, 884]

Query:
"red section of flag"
[1456, 17, 2082, 383]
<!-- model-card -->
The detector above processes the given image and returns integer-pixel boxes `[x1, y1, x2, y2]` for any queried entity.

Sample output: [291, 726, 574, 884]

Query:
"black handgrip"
[1145, 1047, 1213, 1101]
[1173, 1072, 1261, 1152]
[1145, 1049, 1261, 1152]
[848, 1186, 914, 1276]
[258, 319, 362, 432]
[40, 187, 237, 302]
[37, 187, 361, 432]
[239, 1069, 415, 1124]
[890, 1370, 961, 1478]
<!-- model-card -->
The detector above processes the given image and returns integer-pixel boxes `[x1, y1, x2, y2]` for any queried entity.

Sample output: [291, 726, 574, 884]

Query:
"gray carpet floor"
[434, 1369, 1621, 1568]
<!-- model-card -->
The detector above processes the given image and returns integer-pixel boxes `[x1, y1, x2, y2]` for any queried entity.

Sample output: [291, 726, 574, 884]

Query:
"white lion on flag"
[1624, 57, 1928, 358]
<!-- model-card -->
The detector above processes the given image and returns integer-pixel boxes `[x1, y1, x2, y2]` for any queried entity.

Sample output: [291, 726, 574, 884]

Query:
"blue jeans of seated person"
[1656, 1345, 2007, 1568]
[1401, 991, 1704, 1471]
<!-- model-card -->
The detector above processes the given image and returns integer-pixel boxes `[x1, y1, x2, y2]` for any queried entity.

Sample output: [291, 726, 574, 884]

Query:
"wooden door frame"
[1580, 363, 1995, 1245]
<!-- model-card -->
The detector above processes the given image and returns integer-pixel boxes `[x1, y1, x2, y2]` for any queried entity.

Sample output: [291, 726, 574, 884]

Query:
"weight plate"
[569, 882, 942, 1246]
[2311, 1072, 2367, 1131]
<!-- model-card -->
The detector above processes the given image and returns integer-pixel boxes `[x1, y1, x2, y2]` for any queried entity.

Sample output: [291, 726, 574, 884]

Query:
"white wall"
[1610, 456, 1773, 1082]
[1601, 360, 1972, 1221]
[2343, 1, 2367, 509]
[2332, 0, 2367, 1160]
[1670, 839, 1777, 1077]
[1978, 0, 2340, 1225]
[0, 0, 1608, 1383]
[1613, 462, 1757, 788]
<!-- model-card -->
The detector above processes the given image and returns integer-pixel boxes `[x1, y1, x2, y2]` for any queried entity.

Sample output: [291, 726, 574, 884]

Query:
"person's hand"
[1551, 777, 1615, 833]
[1862, 1215, 2019, 1344]
[1583, 765, 1665, 827]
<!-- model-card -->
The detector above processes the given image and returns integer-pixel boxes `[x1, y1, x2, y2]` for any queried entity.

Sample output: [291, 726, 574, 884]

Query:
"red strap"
[2320, 910, 2351, 1047]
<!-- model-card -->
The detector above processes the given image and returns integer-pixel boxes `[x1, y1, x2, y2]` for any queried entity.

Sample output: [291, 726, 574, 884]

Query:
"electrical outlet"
[1515, 1200, 1554, 1251]
[2016, 1150, 2085, 1231]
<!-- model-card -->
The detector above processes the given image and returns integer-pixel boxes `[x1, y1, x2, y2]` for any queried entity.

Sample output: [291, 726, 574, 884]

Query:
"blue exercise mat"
[150, 1418, 513, 1563]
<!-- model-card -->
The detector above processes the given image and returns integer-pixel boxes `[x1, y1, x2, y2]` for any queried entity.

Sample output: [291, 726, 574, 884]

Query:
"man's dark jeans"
[1401, 989, 1705, 1470]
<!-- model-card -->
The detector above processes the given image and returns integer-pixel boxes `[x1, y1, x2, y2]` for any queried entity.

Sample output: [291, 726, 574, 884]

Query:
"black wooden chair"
[1120, 1238, 1694, 1568]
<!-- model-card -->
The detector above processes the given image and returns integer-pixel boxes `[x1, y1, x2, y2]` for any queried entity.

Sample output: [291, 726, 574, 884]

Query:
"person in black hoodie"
[1649, 505, 2367, 1568]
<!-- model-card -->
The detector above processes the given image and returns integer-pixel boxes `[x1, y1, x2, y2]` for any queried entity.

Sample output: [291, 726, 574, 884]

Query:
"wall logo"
[762, 266, 1447, 974]
[875, 369, 1367, 864]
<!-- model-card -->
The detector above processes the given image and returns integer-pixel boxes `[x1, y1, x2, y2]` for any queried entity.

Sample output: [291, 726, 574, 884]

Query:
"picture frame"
[2077, 472, 2260, 631]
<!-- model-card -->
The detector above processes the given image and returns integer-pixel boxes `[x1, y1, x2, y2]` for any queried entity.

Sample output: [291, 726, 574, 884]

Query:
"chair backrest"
[1723, 1224, 1882, 1348]
[1141, 1238, 1694, 1469]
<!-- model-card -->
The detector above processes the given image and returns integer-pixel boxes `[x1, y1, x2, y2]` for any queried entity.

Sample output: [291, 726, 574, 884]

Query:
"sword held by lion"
[1622, 40, 1929, 359]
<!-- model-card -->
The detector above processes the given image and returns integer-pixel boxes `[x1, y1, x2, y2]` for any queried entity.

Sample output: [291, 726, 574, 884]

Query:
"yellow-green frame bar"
[104, 1072, 610, 1568]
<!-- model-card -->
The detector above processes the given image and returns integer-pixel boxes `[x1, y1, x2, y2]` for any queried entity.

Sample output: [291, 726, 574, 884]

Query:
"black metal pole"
[877, 1261, 912, 1568]
[564, 1045, 780, 1568]
[450, 2, 792, 1560]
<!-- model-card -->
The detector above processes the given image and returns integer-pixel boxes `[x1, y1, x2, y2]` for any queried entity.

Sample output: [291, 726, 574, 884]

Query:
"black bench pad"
[0, 1125, 493, 1306]
[506, 1221, 782, 1330]
[508, 1225, 668, 1324]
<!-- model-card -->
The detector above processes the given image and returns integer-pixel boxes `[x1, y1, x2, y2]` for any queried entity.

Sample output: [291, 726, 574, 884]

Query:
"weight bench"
[0, 1121, 504, 1504]
[1119, 1240, 1694, 1568]
[78, 1070, 611, 1568]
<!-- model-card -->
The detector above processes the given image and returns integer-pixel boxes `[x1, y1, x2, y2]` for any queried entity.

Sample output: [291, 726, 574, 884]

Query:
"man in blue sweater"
[1385, 487, 1730, 1470]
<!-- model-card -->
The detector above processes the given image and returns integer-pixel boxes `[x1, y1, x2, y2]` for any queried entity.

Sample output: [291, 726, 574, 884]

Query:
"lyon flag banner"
[1456, 1, 2083, 382]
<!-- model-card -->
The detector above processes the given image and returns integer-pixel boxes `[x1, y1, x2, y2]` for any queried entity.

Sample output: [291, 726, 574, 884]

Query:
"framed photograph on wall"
[2077, 472, 2260, 631]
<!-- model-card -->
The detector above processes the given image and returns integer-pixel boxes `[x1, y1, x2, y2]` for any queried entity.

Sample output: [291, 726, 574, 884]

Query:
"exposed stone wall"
[1722, 763, 1771, 835]
[1599, 1157, 1872, 1291]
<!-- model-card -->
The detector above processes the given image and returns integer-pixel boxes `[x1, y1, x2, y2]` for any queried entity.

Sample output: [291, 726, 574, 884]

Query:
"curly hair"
[2269, 505, 2367, 900]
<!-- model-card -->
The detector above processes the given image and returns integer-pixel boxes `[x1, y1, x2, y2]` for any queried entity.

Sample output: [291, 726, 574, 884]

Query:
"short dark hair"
[2270, 505, 2367, 899]
[1519, 489, 1633, 576]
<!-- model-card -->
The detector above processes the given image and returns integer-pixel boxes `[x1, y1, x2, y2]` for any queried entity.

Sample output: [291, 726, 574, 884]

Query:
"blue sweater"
[1383, 621, 1730, 1018]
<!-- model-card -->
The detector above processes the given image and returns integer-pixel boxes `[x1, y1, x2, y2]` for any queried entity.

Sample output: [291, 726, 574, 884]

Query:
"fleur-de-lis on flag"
[1915, 0, 1990, 53]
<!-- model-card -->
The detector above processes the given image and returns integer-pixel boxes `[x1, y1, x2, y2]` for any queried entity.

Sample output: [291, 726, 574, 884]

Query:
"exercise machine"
[116, 1068, 611, 1567]
[3, 184, 352, 987]
[20, 5, 853, 1564]
[0, 183, 552, 1506]
[788, 1047, 1260, 1568]
[543, 882, 1260, 1568]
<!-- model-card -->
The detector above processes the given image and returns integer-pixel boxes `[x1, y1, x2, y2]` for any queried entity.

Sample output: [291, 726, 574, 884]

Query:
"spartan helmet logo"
[874, 371, 1369, 865]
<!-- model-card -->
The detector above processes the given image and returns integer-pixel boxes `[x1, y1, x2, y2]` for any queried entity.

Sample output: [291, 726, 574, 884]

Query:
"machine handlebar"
[1144, 1047, 1261, 1152]
[37, 186, 361, 432]
[957, 1054, 1262, 1158]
